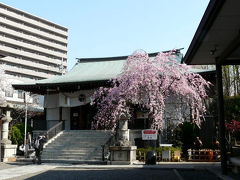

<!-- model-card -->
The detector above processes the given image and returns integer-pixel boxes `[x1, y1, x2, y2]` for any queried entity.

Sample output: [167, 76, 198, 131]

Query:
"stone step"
[45, 145, 102, 149]
[42, 152, 102, 156]
[43, 151, 102, 155]
[42, 130, 111, 162]
[60, 138, 107, 141]
[56, 137, 109, 141]
[48, 141, 106, 145]
[42, 154, 99, 158]
[46, 142, 104, 146]
[43, 149, 101, 153]
[62, 132, 111, 136]
[42, 154, 101, 159]
[42, 153, 102, 158]
[41, 159, 106, 164]
[63, 130, 110, 133]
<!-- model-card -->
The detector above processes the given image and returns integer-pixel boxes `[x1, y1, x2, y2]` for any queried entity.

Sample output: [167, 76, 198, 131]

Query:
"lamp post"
[24, 92, 28, 157]
[23, 92, 38, 157]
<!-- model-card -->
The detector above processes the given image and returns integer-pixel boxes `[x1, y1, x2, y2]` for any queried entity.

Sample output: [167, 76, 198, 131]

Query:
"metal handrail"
[45, 120, 65, 141]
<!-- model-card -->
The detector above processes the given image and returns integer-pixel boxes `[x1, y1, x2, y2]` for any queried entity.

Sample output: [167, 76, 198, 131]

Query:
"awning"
[183, 0, 240, 174]
[184, 0, 240, 65]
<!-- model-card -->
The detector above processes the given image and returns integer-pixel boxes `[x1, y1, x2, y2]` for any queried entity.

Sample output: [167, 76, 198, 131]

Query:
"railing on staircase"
[101, 134, 115, 161]
[45, 120, 65, 141]
[33, 120, 65, 140]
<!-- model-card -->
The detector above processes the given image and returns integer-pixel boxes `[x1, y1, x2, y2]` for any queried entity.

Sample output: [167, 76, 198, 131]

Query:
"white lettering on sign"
[142, 129, 158, 140]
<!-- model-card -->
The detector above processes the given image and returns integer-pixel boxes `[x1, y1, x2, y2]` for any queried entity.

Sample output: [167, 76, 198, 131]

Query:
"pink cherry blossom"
[91, 50, 210, 131]
[226, 120, 240, 133]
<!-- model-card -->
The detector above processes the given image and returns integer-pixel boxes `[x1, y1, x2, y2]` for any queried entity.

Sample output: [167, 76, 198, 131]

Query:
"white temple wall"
[62, 107, 70, 130]
[44, 90, 94, 129]
[46, 107, 59, 129]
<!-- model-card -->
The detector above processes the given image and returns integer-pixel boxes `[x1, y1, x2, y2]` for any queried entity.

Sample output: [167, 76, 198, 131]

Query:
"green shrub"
[10, 123, 24, 145]
[10, 123, 32, 145]
[137, 146, 181, 153]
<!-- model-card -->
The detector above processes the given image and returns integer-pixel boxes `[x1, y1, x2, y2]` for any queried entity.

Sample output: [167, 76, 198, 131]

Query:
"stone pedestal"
[109, 115, 137, 165]
[1, 144, 17, 162]
[109, 146, 137, 165]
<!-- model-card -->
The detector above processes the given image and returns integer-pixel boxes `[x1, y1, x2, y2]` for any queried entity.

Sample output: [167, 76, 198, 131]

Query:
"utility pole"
[24, 92, 28, 158]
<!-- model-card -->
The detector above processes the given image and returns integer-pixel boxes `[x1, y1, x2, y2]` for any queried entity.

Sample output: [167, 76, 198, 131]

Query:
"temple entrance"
[70, 104, 96, 130]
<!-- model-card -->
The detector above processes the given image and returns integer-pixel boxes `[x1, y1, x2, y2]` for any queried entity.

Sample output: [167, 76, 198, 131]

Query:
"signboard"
[142, 129, 158, 140]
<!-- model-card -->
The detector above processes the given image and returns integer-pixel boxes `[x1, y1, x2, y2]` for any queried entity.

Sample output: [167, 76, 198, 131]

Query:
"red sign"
[142, 129, 158, 140]
[143, 130, 157, 134]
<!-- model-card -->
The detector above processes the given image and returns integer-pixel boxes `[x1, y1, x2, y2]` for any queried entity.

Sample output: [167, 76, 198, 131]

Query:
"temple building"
[13, 50, 215, 133]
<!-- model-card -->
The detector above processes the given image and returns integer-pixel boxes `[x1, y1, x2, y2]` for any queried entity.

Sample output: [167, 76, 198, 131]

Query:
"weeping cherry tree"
[91, 50, 210, 131]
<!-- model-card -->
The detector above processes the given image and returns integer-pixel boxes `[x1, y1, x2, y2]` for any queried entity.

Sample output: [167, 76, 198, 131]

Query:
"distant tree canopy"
[91, 50, 210, 131]
[222, 65, 240, 96]
[224, 95, 240, 122]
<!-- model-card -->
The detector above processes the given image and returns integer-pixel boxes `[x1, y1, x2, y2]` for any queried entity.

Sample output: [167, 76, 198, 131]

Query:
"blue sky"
[1, 0, 209, 70]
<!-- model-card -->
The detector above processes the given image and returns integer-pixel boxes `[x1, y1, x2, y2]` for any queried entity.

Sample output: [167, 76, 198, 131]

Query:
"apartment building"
[0, 3, 68, 82]
[0, 3, 68, 107]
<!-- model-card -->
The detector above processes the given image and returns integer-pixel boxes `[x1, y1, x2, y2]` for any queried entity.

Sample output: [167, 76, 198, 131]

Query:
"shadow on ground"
[25, 168, 222, 180]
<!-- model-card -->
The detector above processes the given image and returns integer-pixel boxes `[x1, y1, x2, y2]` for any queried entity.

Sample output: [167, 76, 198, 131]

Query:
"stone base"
[109, 146, 137, 165]
[1, 144, 17, 162]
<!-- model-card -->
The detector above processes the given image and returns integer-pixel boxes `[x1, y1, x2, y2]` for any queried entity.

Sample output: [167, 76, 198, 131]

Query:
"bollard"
[146, 151, 156, 165]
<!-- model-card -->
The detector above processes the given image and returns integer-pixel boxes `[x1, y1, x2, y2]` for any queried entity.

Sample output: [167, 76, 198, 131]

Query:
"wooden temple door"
[70, 106, 86, 130]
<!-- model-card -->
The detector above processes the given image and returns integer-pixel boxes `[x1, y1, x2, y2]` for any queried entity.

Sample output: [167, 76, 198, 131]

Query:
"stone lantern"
[109, 114, 137, 165]
[1, 104, 17, 162]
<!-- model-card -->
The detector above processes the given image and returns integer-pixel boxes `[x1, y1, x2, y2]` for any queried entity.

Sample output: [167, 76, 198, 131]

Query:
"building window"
[18, 90, 24, 99]
[5, 90, 13, 97]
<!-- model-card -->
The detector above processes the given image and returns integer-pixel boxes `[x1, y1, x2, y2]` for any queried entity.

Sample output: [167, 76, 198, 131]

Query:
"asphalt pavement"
[0, 162, 238, 180]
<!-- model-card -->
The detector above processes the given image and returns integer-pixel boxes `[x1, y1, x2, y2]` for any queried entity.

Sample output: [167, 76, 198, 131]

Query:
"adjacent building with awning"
[183, 0, 240, 174]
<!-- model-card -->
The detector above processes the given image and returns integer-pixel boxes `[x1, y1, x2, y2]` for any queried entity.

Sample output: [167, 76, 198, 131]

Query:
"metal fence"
[187, 149, 221, 161]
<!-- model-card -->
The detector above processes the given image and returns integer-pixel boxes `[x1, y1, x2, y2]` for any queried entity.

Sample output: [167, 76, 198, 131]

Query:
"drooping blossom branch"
[91, 50, 210, 131]
[225, 120, 240, 133]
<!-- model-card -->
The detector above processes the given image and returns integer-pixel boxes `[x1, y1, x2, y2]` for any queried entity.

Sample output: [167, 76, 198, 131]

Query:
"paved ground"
[0, 162, 239, 180]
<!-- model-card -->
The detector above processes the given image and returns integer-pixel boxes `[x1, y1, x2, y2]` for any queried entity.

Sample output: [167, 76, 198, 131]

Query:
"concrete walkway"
[0, 162, 236, 180]
[0, 163, 57, 180]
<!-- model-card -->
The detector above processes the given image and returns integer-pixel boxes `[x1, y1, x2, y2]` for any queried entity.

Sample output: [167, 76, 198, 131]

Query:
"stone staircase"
[41, 130, 112, 164]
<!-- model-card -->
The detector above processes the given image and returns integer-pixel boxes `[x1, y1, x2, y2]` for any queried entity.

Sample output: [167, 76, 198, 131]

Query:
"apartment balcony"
[1, 25, 67, 51]
[4, 64, 56, 79]
[3, 56, 62, 74]
[0, 45, 67, 67]
[0, 36, 67, 59]
[0, 7, 68, 36]
[1, 35, 67, 59]
[0, 17, 67, 44]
